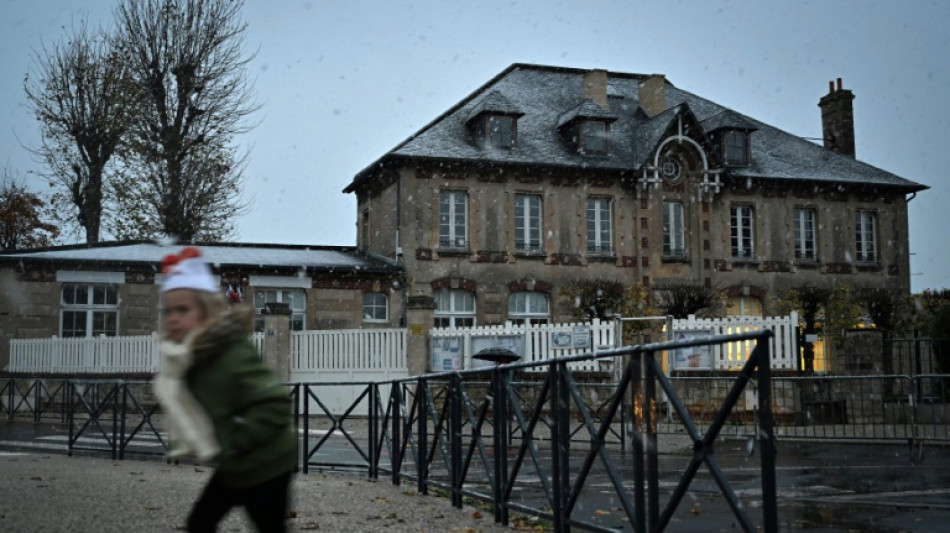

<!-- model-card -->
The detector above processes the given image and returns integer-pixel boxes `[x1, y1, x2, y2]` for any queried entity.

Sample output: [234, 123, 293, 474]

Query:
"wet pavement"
[2, 420, 950, 531]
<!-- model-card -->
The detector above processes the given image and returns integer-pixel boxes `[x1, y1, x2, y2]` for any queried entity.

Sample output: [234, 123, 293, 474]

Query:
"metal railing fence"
[5, 335, 950, 531]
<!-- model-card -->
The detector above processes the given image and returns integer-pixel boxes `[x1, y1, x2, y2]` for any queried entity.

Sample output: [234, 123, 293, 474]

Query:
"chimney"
[638, 74, 667, 118]
[818, 78, 856, 158]
[584, 69, 609, 109]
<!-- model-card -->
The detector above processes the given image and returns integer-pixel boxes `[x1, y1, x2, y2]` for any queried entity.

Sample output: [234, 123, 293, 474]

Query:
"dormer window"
[723, 130, 749, 166]
[557, 99, 617, 156]
[700, 110, 757, 167]
[489, 115, 514, 149]
[581, 120, 608, 154]
[465, 90, 524, 151]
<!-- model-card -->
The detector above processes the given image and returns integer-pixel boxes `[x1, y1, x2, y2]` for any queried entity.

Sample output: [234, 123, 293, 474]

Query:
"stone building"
[344, 64, 927, 327]
[0, 241, 403, 369]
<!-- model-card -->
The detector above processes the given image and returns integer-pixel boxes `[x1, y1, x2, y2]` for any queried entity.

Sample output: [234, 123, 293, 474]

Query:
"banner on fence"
[671, 329, 714, 371]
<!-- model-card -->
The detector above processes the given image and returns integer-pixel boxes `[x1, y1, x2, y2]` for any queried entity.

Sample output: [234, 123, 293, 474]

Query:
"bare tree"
[113, 0, 254, 241]
[652, 281, 720, 319]
[24, 20, 132, 244]
[0, 167, 59, 250]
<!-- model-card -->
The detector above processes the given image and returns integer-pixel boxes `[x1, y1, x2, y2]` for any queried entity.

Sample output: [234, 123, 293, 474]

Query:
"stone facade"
[0, 243, 404, 370]
[346, 65, 924, 331]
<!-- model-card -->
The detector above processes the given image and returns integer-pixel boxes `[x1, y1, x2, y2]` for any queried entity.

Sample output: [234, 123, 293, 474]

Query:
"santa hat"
[160, 247, 220, 294]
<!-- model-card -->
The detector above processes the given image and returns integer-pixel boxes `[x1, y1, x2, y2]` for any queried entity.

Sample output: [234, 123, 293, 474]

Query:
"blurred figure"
[155, 246, 297, 532]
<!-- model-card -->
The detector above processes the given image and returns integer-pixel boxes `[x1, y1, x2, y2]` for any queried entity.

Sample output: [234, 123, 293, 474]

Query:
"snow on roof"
[346, 63, 927, 194]
[0, 241, 402, 273]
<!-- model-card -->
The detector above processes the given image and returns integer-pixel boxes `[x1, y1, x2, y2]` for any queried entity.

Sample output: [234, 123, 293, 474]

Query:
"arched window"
[508, 292, 550, 325]
[725, 296, 763, 317]
[434, 289, 476, 328]
[363, 292, 388, 322]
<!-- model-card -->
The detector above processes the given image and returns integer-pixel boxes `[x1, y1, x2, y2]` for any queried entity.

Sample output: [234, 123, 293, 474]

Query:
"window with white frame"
[489, 115, 514, 149]
[586, 197, 613, 254]
[855, 210, 877, 263]
[362, 292, 388, 322]
[60, 283, 119, 337]
[253, 288, 306, 331]
[508, 292, 550, 325]
[730, 205, 755, 259]
[434, 289, 476, 328]
[514, 193, 542, 252]
[723, 131, 748, 166]
[439, 190, 468, 249]
[794, 208, 817, 261]
[663, 201, 686, 258]
[581, 120, 608, 154]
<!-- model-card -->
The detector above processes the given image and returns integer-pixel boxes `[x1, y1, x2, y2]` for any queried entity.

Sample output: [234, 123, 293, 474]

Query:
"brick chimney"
[584, 69, 609, 109]
[818, 78, 856, 158]
[638, 74, 667, 118]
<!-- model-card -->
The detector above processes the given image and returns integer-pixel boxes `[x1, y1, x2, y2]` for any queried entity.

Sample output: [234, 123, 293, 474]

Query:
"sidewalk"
[0, 452, 512, 532]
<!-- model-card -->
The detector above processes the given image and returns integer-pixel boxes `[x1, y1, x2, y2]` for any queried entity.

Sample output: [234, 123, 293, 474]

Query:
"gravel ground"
[0, 452, 513, 532]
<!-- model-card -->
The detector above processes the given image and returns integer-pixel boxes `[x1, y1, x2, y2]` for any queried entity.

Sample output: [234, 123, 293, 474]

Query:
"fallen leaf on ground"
[472, 511, 484, 519]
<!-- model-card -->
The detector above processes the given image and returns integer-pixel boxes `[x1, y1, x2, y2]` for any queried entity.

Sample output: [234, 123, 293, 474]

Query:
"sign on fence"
[671, 329, 714, 371]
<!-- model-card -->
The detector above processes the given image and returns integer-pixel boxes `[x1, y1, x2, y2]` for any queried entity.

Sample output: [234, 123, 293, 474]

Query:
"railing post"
[391, 382, 402, 486]
[369, 382, 378, 480]
[449, 373, 463, 509]
[417, 377, 429, 496]
[7, 378, 14, 421]
[631, 351, 645, 533]
[67, 381, 75, 457]
[550, 361, 570, 532]
[33, 379, 41, 423]
[757, 334, 779, 532]
[491, 367, 509, 525]
[119, 382, 128, 460]
[644, 350, 659, 530]
[302, 384, 310, 474]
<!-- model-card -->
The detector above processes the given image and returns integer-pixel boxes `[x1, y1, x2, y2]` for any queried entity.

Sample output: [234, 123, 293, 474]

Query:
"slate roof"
[0, 241, 403, 274]
[345, 63, 927, 194]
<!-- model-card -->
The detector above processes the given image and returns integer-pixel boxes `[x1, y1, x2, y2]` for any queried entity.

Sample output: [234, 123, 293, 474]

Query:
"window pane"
[515, 194, 542, 251]
[663, 202, 685, 256]
[439, 191, 467, 248]
[583, 121, 607, 153]
[92, 311, 118, 337]
[586, 198, 612, 253]
[61, 311, 86, 338]
[724, 131, 747, 165]
[63, 284, 77, 305]
[75, 285, 88, 305]
[508, 292, 549, 323]
[489, 116, 513, 148]
[363, 292, 388, 321]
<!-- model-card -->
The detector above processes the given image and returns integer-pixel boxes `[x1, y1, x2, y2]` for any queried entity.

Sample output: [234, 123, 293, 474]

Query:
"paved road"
[0, 451, 513, 533]
[3, 421, 950, 531]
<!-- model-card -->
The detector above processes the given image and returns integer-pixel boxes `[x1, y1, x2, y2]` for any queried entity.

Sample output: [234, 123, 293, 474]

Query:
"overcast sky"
[1, 0, 948, 292]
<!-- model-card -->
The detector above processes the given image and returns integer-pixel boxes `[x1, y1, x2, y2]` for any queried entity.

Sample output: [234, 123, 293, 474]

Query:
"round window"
[660, 156, 683, 182]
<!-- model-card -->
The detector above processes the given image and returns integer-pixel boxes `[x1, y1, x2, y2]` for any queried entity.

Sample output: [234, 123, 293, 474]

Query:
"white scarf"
[153, 333, 220, 461]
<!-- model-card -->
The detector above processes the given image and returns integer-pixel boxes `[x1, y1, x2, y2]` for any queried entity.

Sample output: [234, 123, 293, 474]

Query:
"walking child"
[154, 246, 297, 532]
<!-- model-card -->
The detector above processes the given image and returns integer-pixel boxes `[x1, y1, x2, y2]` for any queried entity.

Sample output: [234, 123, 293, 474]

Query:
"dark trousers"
[187, 471, 292, 532]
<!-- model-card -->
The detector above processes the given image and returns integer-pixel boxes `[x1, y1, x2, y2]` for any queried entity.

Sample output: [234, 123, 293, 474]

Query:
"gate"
[290, 328, 407, 414]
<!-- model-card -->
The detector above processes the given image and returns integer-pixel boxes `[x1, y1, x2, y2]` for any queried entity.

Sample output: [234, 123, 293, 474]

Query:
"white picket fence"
[669, 312, 800, 371]
[430, 319, 618, 373]
[430, 313, 800, 373]
[8, 334, 163, 374]
[289, 328, 408, 414]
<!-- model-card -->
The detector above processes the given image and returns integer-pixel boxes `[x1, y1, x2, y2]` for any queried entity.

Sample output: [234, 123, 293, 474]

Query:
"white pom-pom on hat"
[160, 247, 219, 294]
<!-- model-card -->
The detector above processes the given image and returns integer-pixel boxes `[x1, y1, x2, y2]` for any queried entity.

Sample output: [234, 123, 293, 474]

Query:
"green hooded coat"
[187, 305, 298, 488]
